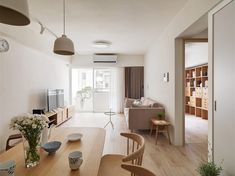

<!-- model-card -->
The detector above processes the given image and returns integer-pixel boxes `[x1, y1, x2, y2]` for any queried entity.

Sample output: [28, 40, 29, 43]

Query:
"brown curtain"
[125, 67, 144, 99]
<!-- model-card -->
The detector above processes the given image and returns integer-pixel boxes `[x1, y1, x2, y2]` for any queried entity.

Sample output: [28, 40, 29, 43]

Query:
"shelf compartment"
[189, 106, 195, 115]
[196, 98, 202, 107]
[195, 108, 202, 117]
[201, 109, 208, 119]
[185, 64, 208, 120]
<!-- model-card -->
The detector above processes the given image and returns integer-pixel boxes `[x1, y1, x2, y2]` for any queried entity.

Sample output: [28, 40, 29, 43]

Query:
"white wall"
[144, 0, 221, 145]
[0, 36, 70, 151]
[71, 54, 144, 68]
[193, 29, 208, 38]
[185, 42, 208, 68]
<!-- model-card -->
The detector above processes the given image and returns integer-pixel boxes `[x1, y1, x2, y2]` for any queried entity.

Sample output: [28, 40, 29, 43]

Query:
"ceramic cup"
[0, 160, 16, 176]
[68, 151, 83, 170]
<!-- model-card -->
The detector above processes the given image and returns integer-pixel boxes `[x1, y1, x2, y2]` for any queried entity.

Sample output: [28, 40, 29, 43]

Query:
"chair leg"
[166, 126, 171, 145]
[150, 123, 154, 136]
[155, 126, 159, 145]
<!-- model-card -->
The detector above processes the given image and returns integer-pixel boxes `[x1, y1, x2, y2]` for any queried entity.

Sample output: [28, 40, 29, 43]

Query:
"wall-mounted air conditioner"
[93, 54, 118, 63]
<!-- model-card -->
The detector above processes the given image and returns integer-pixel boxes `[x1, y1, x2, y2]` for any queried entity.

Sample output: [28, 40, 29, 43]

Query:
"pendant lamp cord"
[63, 0, 65, 35]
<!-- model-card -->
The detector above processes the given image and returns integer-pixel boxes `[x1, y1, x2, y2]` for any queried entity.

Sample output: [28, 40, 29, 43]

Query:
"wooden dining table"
[0, 127, 106, 176]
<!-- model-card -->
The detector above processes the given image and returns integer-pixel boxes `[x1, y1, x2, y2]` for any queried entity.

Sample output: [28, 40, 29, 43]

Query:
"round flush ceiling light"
[93, 41, 111, 49]
[0, 0, 30, 26]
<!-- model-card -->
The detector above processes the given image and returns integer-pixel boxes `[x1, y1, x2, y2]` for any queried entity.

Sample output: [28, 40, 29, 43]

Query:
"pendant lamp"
[0, 0, 30, 26]
[53, 0, 74, 55]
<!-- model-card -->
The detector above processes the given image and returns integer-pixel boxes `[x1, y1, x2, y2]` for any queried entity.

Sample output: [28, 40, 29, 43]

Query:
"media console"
[45, 105, 75, 126]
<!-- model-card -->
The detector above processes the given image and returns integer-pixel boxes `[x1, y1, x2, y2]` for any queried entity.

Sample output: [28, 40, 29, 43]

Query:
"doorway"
[184, 39, 208, 145]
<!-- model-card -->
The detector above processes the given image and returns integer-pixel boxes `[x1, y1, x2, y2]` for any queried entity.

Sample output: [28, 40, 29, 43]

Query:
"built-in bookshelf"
[185, 64, 208, 119]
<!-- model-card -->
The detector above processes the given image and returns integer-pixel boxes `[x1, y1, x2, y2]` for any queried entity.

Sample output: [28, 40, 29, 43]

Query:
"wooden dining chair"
[121, 164, 156, 176]
[98, 132, 145, 176]
[6, 133, 22, 151]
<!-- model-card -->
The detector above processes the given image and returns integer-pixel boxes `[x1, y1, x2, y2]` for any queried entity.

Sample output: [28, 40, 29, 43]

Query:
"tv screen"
[47, 89, 57, 112]
[56, 89, 64, 108]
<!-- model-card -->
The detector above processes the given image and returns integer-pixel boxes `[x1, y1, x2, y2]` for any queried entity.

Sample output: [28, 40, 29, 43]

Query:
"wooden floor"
[185, 114, 208, 144]
[61, 113, 208, 176]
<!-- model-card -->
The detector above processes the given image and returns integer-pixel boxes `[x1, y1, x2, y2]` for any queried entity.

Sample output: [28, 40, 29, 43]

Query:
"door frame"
[182, 38, 208, 145]
[175, 0, 233, 152]
[175, 38, 208, 146]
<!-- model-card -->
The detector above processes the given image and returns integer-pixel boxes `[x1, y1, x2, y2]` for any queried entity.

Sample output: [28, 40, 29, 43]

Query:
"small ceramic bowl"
[42, 141, 62, 154]
[0, 160, 16, 176]
[67, 133, 83, 142]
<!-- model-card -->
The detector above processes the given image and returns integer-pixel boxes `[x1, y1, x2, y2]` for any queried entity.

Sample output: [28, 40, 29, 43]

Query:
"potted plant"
[197, 161, 222, 176]
[157, 112, 165, 120]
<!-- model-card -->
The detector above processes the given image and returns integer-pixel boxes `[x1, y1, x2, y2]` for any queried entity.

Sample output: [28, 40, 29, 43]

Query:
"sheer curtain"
[110, 67, 124, 113]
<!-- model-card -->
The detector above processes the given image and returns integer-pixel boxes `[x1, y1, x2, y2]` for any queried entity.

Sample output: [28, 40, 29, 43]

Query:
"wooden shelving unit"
[185, 64, 208, 119]
[45, 105, 75, 126]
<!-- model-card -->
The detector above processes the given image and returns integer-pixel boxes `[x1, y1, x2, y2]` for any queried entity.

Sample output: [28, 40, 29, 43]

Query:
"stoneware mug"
[68, 151, 83, 170]
[0, 160, 16, 176]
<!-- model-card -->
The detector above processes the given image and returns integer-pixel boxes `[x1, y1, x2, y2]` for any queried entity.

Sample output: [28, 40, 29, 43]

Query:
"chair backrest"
[6, 134, 22, 151]
[120, 132, 145, 165]
[121, 164, 156, 176]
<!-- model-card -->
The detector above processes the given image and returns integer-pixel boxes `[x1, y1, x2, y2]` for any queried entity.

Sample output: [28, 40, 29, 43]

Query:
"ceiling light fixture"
[0, 0, 30, 26]
[34, 19, 58, 38]
[93, 41, 111, 49]
[53, 0, 74, 55]
[39, 22, 45, 34]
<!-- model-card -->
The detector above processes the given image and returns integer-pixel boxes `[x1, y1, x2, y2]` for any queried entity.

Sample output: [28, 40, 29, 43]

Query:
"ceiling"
[28, 0, 189, 55]
[1, 0, 189, 56]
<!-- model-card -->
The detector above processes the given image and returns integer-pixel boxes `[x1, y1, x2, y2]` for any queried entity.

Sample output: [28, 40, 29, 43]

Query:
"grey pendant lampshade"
[53, 0, 75, 55]
[0, 0, 30, 26]
[54, 35, 75, 55]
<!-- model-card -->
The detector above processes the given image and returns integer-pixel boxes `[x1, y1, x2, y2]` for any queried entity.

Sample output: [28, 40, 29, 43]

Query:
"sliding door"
[72, 68, 123, 113]
[72, 68, 93, 112]
[213, 1, 235, 175]
[93, 68, 111, 112]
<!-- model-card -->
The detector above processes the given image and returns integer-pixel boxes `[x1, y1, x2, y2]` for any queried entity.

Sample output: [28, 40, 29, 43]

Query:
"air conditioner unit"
[93, 54, 117, 63]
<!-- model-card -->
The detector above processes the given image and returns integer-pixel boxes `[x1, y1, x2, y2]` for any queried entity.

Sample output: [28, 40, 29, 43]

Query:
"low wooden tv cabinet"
[45, 105, 75, 126]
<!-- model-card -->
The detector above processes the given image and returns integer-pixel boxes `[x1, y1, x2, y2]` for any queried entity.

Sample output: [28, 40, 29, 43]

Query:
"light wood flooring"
[61, 113, 208, 176]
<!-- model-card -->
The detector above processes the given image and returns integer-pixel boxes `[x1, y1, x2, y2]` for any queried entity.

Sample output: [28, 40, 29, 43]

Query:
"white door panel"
[214, 1, 235, 175]
[93, 92, 110, 112]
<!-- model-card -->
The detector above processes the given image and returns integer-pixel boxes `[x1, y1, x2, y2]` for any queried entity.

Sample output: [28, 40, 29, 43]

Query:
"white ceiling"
[26, 0, 188, 55]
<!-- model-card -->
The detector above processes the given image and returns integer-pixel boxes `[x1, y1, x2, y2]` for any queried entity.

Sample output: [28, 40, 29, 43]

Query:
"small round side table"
[104, 111, 116, 129]
[150, 119, 171, 145]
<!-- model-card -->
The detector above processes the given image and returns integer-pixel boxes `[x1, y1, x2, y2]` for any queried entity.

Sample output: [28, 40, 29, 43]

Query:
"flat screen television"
[57, 89, 64, 108]
[47, 89, 64, 112]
